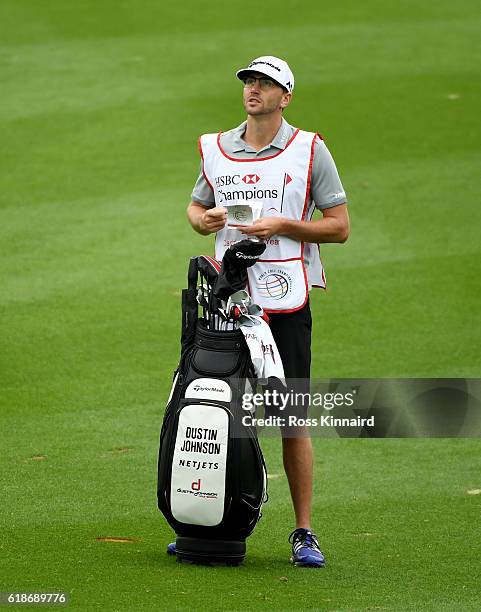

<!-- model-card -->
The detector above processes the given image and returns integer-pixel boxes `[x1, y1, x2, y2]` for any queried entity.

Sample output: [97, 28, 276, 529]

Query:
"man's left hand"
[238, 217, 284, 240]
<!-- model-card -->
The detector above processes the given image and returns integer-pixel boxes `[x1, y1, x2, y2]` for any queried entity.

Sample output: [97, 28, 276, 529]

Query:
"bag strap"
[181, 257, 199, 350]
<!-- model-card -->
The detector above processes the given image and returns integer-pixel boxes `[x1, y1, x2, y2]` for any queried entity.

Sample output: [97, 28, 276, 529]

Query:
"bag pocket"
[192, 346, 243, 377]
[170, 402, 230, 527]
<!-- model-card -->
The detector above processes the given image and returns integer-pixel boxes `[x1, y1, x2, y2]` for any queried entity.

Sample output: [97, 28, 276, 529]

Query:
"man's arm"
[239, 203, 350, 243]
[187, 200, 227, 235]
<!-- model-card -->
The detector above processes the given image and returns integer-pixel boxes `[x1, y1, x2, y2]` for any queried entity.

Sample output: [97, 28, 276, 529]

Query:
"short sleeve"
[310, 137, 347, 210]
[191, 161, 215, 207]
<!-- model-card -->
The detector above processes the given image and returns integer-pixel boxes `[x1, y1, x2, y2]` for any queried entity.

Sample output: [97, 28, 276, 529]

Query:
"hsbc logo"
[214, 174, 261, 187]
[215, 174, 240, 187]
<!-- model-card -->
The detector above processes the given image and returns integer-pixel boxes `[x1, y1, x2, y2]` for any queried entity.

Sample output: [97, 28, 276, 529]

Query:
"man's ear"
[280, 92, 292, 110]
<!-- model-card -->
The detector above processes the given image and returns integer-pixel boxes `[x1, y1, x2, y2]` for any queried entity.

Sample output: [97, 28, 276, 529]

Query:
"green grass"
[1, 1, 480, 610]
[2, 435, 481, 611]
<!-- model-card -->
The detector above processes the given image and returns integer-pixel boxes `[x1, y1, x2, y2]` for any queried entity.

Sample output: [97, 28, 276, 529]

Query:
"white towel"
[239, 317, 285, 381]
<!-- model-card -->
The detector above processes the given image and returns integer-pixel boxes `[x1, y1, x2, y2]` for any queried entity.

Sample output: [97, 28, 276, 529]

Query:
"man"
[169, 56, 349, 567]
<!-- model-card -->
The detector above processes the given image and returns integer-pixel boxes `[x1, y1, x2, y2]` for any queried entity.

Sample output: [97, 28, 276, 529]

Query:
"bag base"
[175, 536, 246, 566]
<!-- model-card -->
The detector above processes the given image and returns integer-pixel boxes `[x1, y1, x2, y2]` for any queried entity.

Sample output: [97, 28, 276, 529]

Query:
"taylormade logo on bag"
[185, 378, 232, 402]
[193, 384, 225, 394]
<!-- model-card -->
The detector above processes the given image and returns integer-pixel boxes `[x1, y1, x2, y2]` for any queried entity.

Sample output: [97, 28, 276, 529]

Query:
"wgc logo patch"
[256, 269, 292, 299]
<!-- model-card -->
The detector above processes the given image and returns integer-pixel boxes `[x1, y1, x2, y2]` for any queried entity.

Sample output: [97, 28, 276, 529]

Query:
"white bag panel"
[166, 372, 179, 405]
[170, 404, 229, 527]
[184, 378, 232, 402]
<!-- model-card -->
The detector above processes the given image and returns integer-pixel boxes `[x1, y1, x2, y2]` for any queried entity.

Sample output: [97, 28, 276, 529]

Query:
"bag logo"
[193, 384, 225, 394]
[176, 486, 218, 499]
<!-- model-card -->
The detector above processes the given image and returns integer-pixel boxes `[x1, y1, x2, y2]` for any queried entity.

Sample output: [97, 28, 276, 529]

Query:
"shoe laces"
[289, 528, 320, 551]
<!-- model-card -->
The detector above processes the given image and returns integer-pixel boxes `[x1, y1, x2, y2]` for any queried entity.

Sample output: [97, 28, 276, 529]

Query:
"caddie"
[169, 55, 349, 567]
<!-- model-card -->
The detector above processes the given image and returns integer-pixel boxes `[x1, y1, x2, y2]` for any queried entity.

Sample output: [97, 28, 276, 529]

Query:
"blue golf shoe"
[289, 528, 326, 568]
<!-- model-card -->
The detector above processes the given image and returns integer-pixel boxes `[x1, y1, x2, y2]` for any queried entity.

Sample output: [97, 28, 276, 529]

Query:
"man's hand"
[202, 207, 227, 233]
[187, 201, 227, 235]
[187, 201, 350, 243]
[241, 204, 350, 244]
[238, 217, 284, 240]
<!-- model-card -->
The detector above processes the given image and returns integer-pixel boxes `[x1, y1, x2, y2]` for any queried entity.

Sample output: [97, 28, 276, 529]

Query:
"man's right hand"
[201, 206, 227, 233]
[187, 201, 227, 235]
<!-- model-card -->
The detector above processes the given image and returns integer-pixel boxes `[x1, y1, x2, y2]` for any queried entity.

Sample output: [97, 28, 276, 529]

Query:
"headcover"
[214, 240, 266, 300]
[196, 255, 221, 284]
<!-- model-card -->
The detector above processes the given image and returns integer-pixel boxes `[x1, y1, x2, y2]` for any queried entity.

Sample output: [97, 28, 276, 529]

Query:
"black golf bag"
[157, 255, 267, 565]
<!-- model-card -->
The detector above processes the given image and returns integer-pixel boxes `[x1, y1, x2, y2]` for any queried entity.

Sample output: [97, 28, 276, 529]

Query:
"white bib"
[200, 129, 326, 312]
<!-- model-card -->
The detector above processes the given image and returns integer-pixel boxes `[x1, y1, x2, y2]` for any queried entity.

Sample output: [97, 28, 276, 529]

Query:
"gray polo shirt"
[191, 118, 347, 210]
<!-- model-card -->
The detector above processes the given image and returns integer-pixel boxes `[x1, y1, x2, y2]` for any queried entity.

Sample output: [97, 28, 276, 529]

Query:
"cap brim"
[236, 68, 261, 81]
[236, 69, 287, 91]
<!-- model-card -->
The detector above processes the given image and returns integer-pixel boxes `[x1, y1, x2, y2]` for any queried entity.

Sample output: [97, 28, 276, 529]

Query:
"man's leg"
[282, 433, 313, 528]
[269, 301, 325, 566]
[268, 302, 313, 525]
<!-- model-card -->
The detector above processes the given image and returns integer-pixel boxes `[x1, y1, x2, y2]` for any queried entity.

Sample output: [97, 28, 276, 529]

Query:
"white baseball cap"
[236, 56, 294, 93]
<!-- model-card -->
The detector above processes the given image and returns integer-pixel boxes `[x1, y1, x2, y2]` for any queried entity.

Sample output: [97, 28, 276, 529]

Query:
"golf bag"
[157, 255, 267, 565]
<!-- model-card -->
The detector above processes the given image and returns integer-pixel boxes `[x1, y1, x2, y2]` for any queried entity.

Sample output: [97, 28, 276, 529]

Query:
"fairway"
[1, 1, 480, 610]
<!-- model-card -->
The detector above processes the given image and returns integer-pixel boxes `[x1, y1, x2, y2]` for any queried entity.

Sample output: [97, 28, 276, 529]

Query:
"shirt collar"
[231, 118, 293, 153]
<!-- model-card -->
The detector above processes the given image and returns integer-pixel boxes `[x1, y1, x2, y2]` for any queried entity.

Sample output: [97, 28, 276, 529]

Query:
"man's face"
[242, 72, 291, 116]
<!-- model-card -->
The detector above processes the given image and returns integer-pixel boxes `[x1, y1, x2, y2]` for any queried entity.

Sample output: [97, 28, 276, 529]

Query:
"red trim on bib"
[210, 128, 320, 312]
[277, 132, 318, 307]
[246, 274, 252, 298]
[301, 133, 317, 221]
[216, 129, 300, 162]
[310, 243, 327, 290]
[198, 137, 214, 192]
[254, 252, 309, 314]
[299, 240, 309, 303]
[258, 256, 302, 263]
[264, 292, 309, 315]
[317, 227, 327, 289]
